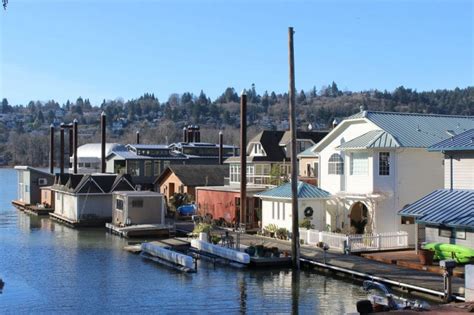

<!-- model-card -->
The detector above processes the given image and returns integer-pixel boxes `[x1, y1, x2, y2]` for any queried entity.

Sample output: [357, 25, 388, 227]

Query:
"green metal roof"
[255, 181, 331, 199]
[297, 144, 318, 157]
[345, 111, 474, 148]
[337, 130, 400, 150]
[428, 128, 474, 152]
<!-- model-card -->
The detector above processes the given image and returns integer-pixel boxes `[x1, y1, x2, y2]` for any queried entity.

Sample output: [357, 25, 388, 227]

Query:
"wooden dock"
[235, 233, 466, 301]
[11, 200, 53, 216]
[106, 223, 175, 238]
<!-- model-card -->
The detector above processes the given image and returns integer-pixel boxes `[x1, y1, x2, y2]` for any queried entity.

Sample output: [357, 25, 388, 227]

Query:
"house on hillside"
[399, 128, 474, 248]
[49, 173, 135, 226]
[255, 181, 331, 233]
[154, 165, 229, 201]
[310, 109, 473, 244]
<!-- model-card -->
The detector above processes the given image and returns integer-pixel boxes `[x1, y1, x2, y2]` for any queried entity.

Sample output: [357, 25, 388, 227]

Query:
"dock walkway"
[233, 232, 465, 300]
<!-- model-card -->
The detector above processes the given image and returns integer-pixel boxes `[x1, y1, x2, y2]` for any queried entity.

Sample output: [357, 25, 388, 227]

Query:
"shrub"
[299, 218, 314, 230]
[276, 227, 289, 240]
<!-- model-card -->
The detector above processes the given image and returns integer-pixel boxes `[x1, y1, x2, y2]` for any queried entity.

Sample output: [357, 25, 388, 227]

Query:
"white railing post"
[377, 233, 381, 250]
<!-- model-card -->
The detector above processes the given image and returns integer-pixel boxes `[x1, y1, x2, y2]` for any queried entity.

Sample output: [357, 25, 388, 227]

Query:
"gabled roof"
[14, 166, 54, 177]
[297, 145, 318, 158]
[154, 165, 229, 187]
[255, 181, 331, 199]
[247, 130, 286, 161]
[52, 173, 135, 194]
[428, 128, 474, 152]
[398, 189, 474, 229]
[279, 131, 328, 146]
[337, 130, 400, 150]
[345, 111, 473, 148]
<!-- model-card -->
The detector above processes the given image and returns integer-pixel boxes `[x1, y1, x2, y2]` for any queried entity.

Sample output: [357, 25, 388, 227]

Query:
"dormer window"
[253, 143, 264, 155]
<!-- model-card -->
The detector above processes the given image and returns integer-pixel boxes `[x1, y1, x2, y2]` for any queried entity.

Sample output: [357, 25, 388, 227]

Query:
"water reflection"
[291, 270, 300, 315]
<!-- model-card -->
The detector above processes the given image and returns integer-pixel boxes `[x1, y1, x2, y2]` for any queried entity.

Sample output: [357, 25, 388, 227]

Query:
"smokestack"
[195, 125, 200, 142]
[73, 119, 78, 174]
[60, 124, 65, 175]
[68, 127, 73, 168]
[218, 131, 223, 165]
[183, 126, 188, 142]
[101, 111, 106, 173]
[332, 119, 339, 129]
[136, 130, 140, 144]
[240, 92, 247, 228]
[233, 146, 237, 157]
[188, 125, 194, 142]
[49, 124, 55, 174]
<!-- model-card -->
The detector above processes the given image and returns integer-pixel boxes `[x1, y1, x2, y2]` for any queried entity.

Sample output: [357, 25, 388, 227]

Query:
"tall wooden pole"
[218, 131, 224, 165]
[60, 125, 65, 175]
[49, 124, 55, 174]
[73, 119, 78, 174]
[136, 130, 140, 144]
[289, 26, 300, 269]
[101, 112, 106, 173]
[240, 93, 247, 229]
[68, 127, 73, 169]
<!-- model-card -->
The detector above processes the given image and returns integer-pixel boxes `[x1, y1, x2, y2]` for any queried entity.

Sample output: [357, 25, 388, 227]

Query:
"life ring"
[304, 207, 314, 218]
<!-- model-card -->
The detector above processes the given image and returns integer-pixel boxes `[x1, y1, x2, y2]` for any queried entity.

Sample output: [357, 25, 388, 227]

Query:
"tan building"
[298, 144, 318, 186]
[112, 191, 165, 227]
[154, 165, 229, 201]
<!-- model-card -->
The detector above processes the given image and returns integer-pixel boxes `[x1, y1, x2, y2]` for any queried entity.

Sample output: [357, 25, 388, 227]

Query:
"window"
[230, 164, 240, 183]
[154, 161, 161, 176]
[277, 202, 280, 220]
[116, 199, 124, 210]
[314, 162, 319, 178]
[401, 216, 415, 225]
[131, 199, 143, 208]
[439, 227, 466, 240]
[128, 161, 140, 176]
[379, 152, 390, 176]
[25, 185, 29, 193]
[328, 153, 344, 175]
[144, 161, 152, 176]
[282, 203, 285, 220]
[350, 152, 369, 175]
[272, 202, 275, 219]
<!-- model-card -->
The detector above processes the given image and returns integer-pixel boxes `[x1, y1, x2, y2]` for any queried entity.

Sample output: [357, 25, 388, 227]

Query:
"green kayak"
[423, 243, 474, 264]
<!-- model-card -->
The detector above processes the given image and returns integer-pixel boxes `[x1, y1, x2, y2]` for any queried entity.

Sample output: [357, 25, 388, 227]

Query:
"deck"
[106, 223, 175, 238]
[11, 200, 53, 216]
[234, 233, 466, 301]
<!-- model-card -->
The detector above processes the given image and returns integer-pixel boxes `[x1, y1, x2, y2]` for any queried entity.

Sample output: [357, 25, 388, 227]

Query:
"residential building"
[310, 109, 473, 244]
[14, 166, 55, 206]
[298, 144, 318, 185]
[399, 128, 474, 248]
[255, 181, 331, 232]
[154, 165, 229, 201]
[49, 173, 135, 226]
[70, 143, 127, 174]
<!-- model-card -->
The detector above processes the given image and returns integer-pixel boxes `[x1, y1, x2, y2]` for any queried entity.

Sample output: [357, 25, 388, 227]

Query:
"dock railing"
[299, 229, 409, 253]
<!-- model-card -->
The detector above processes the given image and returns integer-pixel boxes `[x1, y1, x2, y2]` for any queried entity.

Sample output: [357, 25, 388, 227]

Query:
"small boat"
[355, 281, 429, 313]
[190, 239, 250, 265]
[177, 204, 197, 216]
[423, 243, 474, 264]
[141, 242, 196, 273]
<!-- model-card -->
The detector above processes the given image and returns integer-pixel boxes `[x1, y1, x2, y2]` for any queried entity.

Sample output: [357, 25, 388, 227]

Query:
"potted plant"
[255, 244, 265, 257]
[245, 243, 256, 256]
[211, 235, 221, 245]
[418, 248, 435, 265]
[276, 227, 288, 240]
[265, 224, 278, 238]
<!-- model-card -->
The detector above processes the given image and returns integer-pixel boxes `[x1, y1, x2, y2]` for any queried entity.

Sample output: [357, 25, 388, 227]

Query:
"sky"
[0, 0, 472, 105]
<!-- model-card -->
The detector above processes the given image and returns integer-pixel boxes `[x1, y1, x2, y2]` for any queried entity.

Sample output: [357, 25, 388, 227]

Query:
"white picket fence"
[299, 229, 409, 253]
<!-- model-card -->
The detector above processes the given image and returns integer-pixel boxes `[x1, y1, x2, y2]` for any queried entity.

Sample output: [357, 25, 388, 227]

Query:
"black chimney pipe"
[183, 126, 188, 142]
[136, 130, 140, 144]
[60, 124, 65, 175]
[218, 131, 223, 165]
[49, 124, 55, 174]
[188, 125, 194, 142]
[195, 125, 200, 142]
[101, 112, 106, 173]
[240, 93, 247, 228]
[73, 119, 78, 174]
[68, 127, 73, 168]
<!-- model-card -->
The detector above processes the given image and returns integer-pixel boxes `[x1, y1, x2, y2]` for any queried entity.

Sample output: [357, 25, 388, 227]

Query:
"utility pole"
[240, 92, 247, 230]
[289, 26, 300, 269]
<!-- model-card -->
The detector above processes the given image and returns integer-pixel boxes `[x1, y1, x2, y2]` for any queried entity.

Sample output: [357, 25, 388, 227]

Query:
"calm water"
[0, 168, 368, 314]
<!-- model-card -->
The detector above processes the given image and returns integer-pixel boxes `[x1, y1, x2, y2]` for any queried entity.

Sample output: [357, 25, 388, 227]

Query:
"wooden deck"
[12, 200, 54, 216]
[106, 223, 175, 238]
[234, 233, 466, 300]
[362, 250, 465, 278]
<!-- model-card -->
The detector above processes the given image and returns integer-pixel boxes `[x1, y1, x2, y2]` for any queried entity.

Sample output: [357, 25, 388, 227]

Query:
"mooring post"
[288, 26, 300, 269]
[73, 119, 78, 174]
[218, 131, 224, 165]
[101, 111, 106, 173]
[59, 124, 65, 175]
[136, 130, 140, 144]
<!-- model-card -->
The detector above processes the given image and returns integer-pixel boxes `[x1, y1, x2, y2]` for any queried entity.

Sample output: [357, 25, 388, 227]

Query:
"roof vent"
[359, 105, 365, 112]
[446, 130, 456, 138]
[416, 125, 421, 132]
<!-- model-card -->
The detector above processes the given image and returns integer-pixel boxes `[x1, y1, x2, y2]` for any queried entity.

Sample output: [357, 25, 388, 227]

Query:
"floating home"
[13, 166, 55, 210]
[399, 128, 474, 248]
[112, 191, 166, 226]
[49, 173, 135, 227]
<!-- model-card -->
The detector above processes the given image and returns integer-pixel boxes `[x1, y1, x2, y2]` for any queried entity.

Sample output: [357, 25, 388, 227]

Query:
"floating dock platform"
[12, 200, 53, 216]
[106, 223, 175, 238]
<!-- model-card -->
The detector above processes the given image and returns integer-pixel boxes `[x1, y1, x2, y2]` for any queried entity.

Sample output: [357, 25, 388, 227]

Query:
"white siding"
[444, 152, 474, 189]
[425, 226, 474, 248]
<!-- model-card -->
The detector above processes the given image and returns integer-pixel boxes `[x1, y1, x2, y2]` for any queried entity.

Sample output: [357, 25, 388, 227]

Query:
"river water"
[0, 168, 368, 314]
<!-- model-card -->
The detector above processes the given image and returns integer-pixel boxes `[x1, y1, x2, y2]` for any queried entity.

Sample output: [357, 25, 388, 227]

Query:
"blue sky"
[1, 0, 472, 105]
